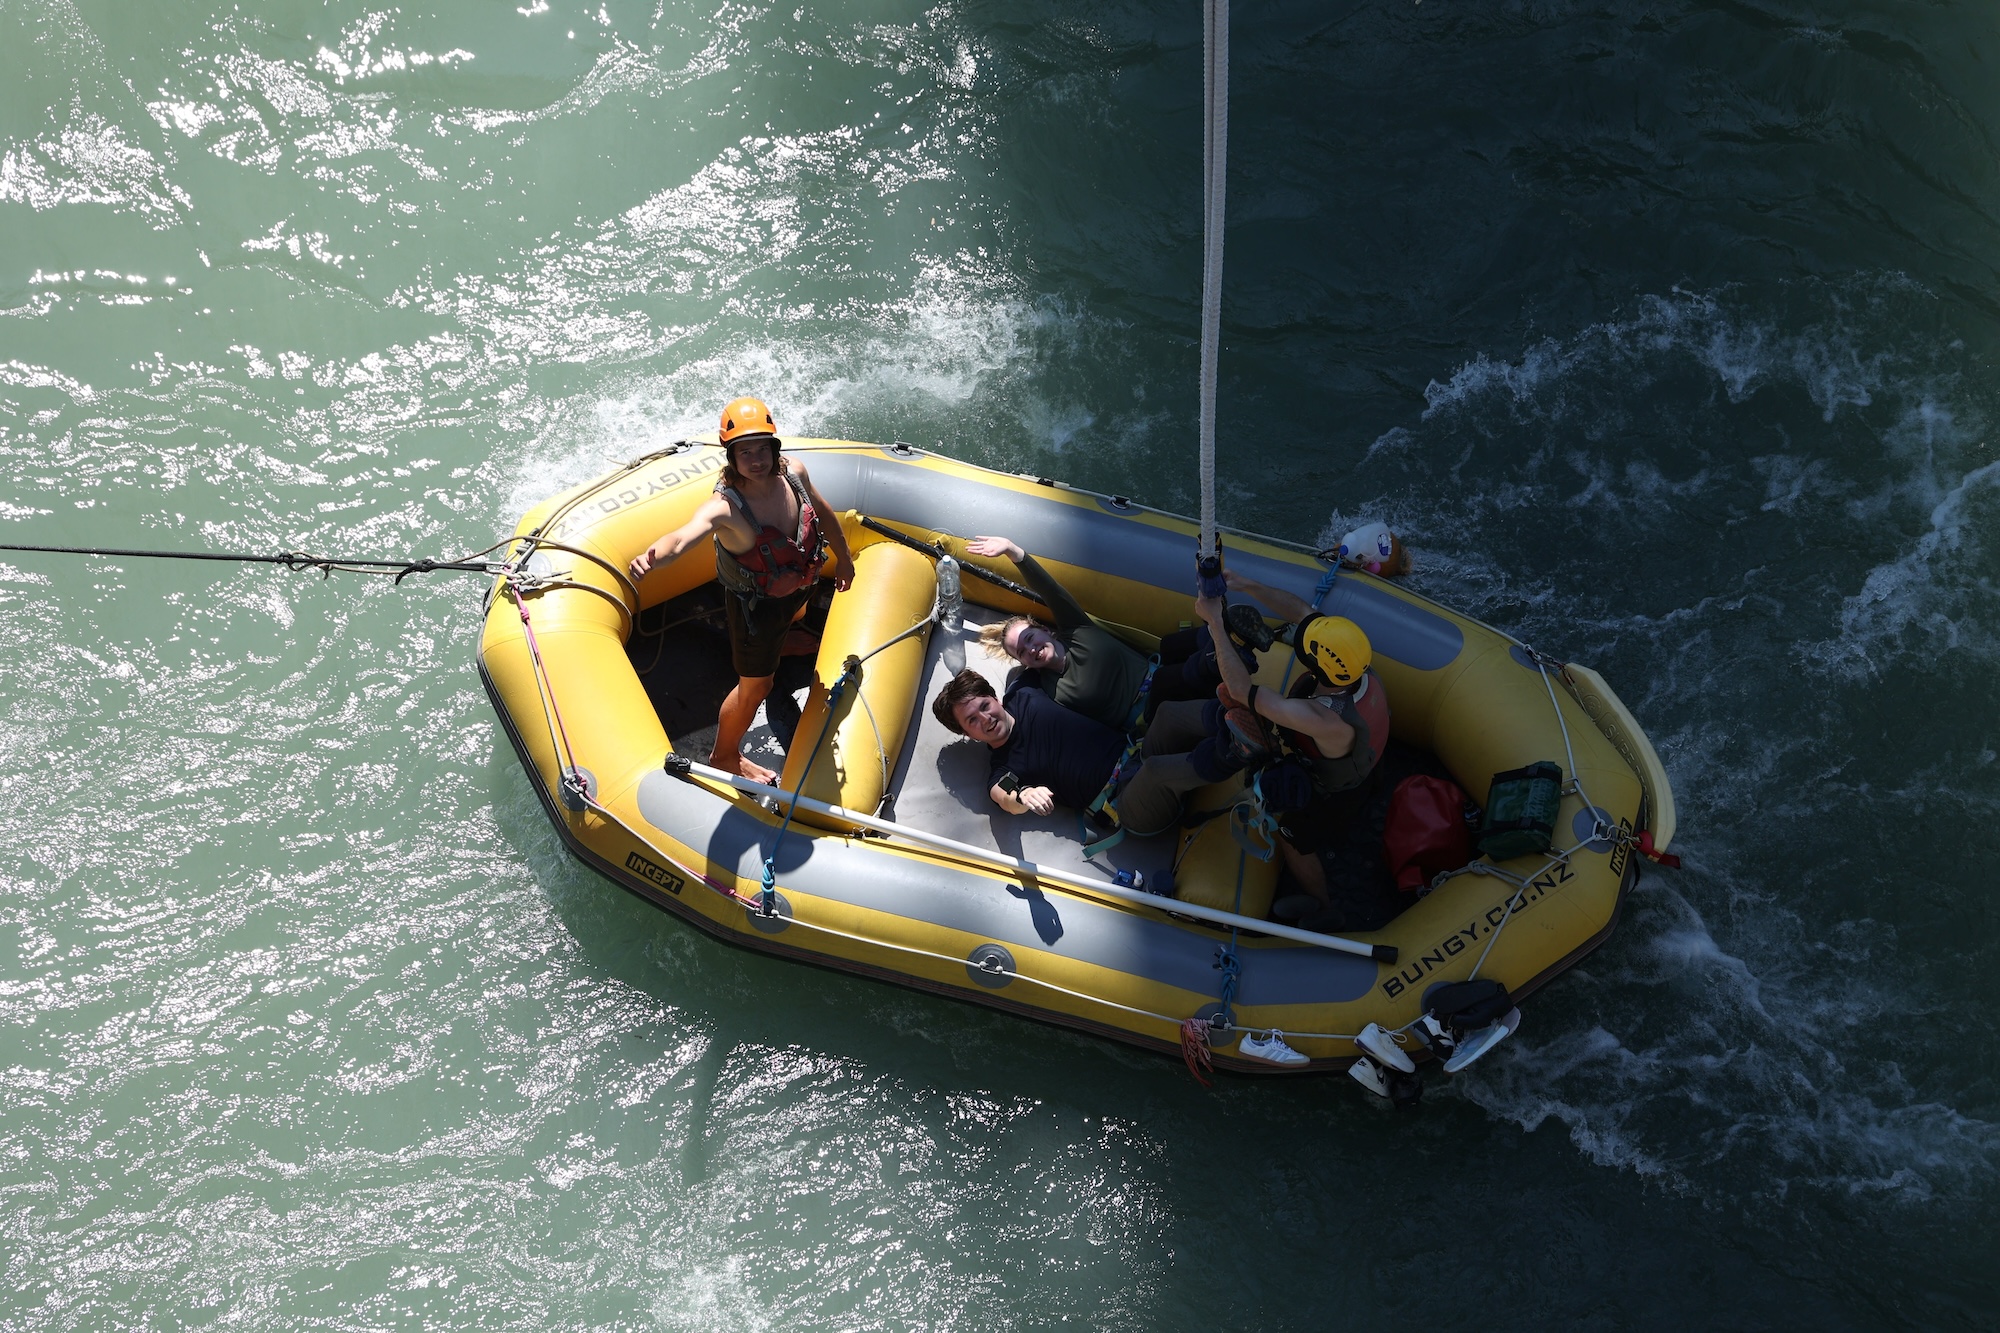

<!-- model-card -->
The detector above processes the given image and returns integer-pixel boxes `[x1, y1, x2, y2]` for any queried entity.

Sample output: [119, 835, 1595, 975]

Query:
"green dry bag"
[1476, 761, 1563, 861]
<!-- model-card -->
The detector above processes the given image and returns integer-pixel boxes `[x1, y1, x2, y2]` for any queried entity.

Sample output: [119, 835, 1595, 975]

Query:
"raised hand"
[965, 535, 1024, 563]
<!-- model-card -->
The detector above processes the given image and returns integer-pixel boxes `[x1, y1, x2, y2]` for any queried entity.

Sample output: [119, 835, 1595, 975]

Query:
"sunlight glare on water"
[2, 0, 1998, 1327]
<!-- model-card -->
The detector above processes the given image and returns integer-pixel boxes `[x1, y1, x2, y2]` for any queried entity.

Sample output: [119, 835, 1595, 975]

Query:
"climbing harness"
[1227, 768, 1281, 862]
[1079, 734, 1146, 860]
[1120, 653, 1163, 733]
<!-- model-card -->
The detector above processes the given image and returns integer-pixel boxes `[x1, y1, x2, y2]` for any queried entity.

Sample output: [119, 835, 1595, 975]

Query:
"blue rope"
[758, 662, 856, 916]
[1211, 847, 1247, 1030]
[1311, 560, 1340, 607]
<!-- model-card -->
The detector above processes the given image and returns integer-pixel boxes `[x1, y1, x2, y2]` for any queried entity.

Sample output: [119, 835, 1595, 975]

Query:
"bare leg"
[779, 597, 820, 657]
[1279, 838, 1328, 900]
[710, 673, 779, 783]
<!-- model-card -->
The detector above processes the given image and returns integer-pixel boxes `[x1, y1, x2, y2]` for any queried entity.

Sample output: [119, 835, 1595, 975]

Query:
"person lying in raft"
[930, 669, 1266, 840]
[963, 535, 1252, 731]
[1200, 575, 1391, 932]
[627, 396, 856, 784]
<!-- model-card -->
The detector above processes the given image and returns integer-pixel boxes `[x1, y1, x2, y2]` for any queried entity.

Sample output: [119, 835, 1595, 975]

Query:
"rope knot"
[1310, 561, 1340, 605]
[1212, 948, 1241, 1022]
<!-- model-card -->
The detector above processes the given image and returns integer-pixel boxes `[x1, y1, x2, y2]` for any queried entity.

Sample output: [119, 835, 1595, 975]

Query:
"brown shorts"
[724, 584, 814, 678]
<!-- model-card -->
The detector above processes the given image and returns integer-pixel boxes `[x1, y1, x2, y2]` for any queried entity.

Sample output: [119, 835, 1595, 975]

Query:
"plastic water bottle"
[1112, 869, 1145, 892]
[937, 554, 965, 674]
[1338, 521, 1398, 573]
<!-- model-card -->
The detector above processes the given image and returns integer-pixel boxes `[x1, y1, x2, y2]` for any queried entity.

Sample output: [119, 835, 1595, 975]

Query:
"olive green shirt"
[1013, 554, 1151, 732]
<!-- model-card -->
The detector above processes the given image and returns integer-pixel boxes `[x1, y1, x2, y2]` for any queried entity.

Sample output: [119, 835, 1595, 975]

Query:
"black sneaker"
[1224, 602, 1276, 652]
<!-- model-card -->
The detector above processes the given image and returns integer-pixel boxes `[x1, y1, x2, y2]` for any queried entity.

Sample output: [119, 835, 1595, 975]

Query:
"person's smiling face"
[951, 693, 1014, 747]
[1004, 621, 1067, 672]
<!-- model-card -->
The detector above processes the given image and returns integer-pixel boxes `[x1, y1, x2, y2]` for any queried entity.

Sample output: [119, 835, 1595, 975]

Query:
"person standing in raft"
[963, 535, 1252, 731]
[627, 397, 856, 784]
[1200, 573, 1391, 931]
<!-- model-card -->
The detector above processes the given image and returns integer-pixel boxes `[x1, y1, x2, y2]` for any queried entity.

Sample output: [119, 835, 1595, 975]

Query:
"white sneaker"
[1355, 1022, 1416, 1073]
[1442, 1021, 1512, 1073]
[1348, 1055, 1391, 1097]
[1239, 1030, 1308, 1066]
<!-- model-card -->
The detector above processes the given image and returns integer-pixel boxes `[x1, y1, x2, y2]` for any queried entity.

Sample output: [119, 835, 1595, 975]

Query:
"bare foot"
[711, 749, 779, 785]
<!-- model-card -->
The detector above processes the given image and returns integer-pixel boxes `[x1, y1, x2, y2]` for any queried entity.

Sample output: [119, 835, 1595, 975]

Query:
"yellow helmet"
[1298, 615, 1371, 687]
[719, 396, 777, 446]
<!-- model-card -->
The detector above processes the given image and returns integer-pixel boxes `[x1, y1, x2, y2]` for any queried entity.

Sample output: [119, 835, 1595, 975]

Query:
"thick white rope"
[1197, 0, 1229, 561]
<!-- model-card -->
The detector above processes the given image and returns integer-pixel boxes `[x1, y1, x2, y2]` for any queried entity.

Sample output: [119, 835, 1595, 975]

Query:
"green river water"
[3, 0, 1997, 1327]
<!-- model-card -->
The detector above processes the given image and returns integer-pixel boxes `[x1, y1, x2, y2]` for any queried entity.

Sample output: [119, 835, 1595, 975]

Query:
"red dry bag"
[1383, 775, 1474, 893]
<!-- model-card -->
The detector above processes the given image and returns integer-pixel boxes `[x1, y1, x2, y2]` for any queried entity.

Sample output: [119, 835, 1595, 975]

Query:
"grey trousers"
[1112, 699, 1219, 838]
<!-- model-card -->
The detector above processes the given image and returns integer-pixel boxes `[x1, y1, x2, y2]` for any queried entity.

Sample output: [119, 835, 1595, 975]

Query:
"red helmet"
[719, 396, 777, 446]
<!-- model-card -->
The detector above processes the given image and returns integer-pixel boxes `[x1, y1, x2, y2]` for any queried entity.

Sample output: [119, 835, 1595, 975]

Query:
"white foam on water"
[1447, 875, 2000, 1200]
[1367, 285, 2000, 674]
[1806, 454, 2000, 678]
[1419, 287, 1907, 429]
[505, 273, 1114, 518]
[1341, 284, 2000, 1204]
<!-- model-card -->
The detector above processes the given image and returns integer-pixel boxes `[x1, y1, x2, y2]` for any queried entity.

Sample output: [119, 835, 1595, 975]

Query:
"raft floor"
[630, 589, 1175, 890]
[629, 587, 1423, 928]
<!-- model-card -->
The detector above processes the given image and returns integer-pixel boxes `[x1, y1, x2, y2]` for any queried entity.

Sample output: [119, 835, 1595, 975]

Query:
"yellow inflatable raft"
[479, 439, 1675, 1075]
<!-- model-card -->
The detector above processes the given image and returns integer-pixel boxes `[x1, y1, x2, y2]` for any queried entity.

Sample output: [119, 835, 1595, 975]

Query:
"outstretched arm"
[1223, 569, 1316, 623]
[629, 495, 733, 580]
[966, 536, 1088, 633]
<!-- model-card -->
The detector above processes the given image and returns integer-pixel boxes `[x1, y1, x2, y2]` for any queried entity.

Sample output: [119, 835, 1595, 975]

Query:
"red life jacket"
[713, 473, 825, 601]
[1279, 668, 1390, 792]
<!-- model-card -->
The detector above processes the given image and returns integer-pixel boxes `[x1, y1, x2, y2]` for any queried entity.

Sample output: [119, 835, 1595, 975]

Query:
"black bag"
[1476, 761, 1563, 860]
[1424, 979, 1514, 1039]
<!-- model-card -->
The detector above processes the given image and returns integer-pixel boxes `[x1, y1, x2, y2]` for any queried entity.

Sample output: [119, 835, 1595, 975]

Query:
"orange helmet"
[719, 396, 777, 446]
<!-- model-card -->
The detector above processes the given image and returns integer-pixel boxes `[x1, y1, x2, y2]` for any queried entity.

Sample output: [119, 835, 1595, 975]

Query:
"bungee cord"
[1196, 0, 1229, 569]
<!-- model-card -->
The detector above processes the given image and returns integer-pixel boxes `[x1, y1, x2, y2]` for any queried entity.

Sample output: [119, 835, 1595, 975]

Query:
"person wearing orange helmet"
[628, 397, 855, 783]
[1200, 570, 1393, 930]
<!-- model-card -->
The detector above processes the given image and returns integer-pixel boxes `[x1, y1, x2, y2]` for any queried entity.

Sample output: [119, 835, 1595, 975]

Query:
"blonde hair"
[980, 615, 1039, 660]
[1378, 533, 1412, 577]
